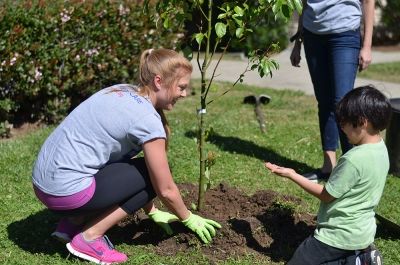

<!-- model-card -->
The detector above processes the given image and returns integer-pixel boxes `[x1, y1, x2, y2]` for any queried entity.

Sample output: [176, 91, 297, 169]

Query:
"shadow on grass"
[7, 209, 68, 256]
[229, 206, 315, 263]
[185, 130, 314, 173]
[257, 207, 314, 262]
[376, 216, 400, 240]
[107, 218, 184, 246]
[230, 208, 400, 263]
[7, 209, 176, 256]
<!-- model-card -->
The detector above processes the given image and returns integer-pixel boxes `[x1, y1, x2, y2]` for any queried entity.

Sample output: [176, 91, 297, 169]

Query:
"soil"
[2, 122, 42, 140]
[116, 183, 316, 264]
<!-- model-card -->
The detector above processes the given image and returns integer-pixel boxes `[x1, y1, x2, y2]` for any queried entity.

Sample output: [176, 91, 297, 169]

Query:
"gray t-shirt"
[303, 0, 362, 34]
[32, 84, 166, 196]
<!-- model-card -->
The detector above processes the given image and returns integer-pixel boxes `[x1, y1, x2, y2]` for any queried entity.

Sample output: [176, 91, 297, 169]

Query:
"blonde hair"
[138, 48, 192, 148]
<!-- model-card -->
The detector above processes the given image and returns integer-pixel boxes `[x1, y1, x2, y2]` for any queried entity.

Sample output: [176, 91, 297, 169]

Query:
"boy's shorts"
[287, 235, 381, 265]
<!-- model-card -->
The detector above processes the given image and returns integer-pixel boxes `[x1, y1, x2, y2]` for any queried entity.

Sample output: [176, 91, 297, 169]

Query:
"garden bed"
[117, 183, 316, 264]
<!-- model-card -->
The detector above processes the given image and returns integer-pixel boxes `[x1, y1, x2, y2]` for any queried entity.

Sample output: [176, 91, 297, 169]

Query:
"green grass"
[1, 81, 400, 264]
[359, 61, 400, 83]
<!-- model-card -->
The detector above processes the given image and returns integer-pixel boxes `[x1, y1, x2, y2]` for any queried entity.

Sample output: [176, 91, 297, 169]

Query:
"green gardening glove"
[182, 212, 222, 244]
[148, 209, 179, 235]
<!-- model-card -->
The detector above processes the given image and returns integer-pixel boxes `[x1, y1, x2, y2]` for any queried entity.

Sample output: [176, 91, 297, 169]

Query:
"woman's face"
[156, 69, 191, 110]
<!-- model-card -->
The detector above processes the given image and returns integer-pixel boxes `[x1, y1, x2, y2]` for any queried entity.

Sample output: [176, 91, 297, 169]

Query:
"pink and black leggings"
[39, 157, 156, 216]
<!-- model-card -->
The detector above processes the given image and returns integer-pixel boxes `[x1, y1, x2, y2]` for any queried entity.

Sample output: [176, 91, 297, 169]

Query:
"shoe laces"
[102, 235, 115, 250]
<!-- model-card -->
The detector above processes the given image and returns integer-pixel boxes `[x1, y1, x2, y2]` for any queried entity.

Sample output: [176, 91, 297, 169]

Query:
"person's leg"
[303, 29, 337, 174]
[53, 158, 155, 237]
[323, 151, 337, 173]
[51, 216, 86, 243]
[64, 158, 156, 263]
[60, 158, 155, 212]
[70, 157, 155, 235]
[288, 235, 353, 265]
[328, 29, 361, 154]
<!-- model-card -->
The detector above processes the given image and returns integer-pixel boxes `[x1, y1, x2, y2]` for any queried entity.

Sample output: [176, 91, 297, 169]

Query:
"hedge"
[0, 0, 183, 137]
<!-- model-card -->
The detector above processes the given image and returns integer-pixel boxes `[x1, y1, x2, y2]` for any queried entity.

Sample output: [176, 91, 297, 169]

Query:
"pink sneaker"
[51, 218, 82, 243]
[66, 233, 128, 264]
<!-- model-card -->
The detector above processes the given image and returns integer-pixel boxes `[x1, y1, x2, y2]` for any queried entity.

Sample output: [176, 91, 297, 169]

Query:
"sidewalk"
[191, 46, 400, 99]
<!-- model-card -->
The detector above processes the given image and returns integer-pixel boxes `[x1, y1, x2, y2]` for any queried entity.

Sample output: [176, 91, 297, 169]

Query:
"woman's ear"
[153, 75, 162, 91]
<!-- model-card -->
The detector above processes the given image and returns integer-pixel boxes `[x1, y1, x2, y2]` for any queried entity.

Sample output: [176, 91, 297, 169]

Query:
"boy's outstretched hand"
[265, 162, 296, 179]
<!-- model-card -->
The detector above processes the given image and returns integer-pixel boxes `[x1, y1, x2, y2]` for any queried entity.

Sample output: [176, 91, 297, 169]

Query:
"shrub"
[230, 6, 289, 55]
[184, 0, 290, 54]
[0, 0, 183, 137]
[374, 0, 400, 45]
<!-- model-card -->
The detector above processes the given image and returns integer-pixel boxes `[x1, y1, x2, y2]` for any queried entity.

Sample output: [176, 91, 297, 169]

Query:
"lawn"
[359, 61, 400, 84]
[1, 81, 400, 264]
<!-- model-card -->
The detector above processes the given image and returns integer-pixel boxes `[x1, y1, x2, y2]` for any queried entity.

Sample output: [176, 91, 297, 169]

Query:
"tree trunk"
[197, 0, 213, 211]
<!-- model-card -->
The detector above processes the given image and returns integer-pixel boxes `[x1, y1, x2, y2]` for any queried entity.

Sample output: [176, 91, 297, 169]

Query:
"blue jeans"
[303, 28, 361, 152]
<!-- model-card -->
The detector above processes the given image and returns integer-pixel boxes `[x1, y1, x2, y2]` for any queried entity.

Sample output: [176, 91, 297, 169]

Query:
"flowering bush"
[0, 0, 183, 137]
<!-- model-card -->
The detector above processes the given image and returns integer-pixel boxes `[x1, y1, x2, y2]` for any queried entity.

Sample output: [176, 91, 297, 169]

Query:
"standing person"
[265, 85, 390, 265]
[290, 0, 375, 181]
[32, 48, 221, 264]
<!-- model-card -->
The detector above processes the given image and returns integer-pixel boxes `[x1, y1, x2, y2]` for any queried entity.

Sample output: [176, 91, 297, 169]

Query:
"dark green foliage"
[184, 0, 290, 54]
[374, 0, 400, 45]
[0, 0, 183, 136]
[230, 8, 289, 55]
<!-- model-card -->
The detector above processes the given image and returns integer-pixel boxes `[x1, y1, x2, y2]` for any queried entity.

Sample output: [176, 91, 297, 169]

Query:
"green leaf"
[190, 202, 197, 211]
[272, 2, 281, 16]
[205, 167, 210, 181]
[228, 19, 236, 35]
[287, 0, 294, 10]
[258, 66, 265, 78]
[233, 17, 243, 27]
[235, 27, 244, 38]
[194, 33, 205, 45]
[262, 66, 271, 77]
[217, 13, 227, 19]
[233, 6, 244, 16]
[271, 59, 279, 70]
[215, 22, 227, 38]
[163, 17, 170, 29]
[271, 43, 280, 51]
[293, 0, 303, 13]
[182, 46, 193, 60]
[281, 4, 290, 18]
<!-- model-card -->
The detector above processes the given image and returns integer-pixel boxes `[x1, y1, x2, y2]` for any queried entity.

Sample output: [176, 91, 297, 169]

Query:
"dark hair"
[336, 85, 392, 131]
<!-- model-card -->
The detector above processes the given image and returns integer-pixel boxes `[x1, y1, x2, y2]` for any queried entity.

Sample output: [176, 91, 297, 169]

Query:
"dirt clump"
[116, 183, 316, 264]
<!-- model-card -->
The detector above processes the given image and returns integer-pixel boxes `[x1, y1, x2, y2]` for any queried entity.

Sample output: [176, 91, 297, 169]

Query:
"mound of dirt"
[116, 183, 316, 264]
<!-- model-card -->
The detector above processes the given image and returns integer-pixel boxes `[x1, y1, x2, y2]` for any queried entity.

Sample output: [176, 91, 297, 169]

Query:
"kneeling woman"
[32, 48, 221, 264]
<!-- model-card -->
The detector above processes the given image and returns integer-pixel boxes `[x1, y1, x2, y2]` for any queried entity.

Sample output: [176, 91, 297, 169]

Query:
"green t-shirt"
[314, 140, 389, 250]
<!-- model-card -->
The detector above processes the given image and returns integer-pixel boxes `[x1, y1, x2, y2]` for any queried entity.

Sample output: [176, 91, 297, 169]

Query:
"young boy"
[265, 85, 391, 265]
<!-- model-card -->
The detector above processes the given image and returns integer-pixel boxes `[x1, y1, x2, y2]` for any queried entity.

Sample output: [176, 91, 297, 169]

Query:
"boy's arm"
[287, 172, 335, 203]
[265, 162, 335, 203]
